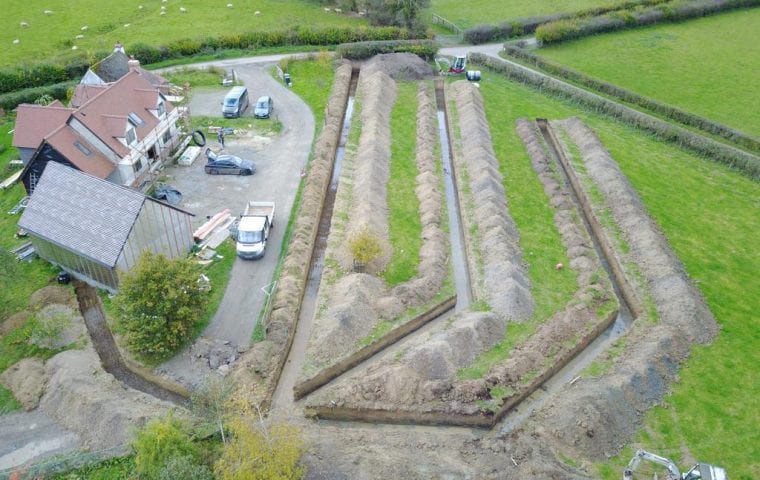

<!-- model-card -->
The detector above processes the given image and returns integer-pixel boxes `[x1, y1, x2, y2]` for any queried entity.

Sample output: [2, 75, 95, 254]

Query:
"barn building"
[18, 163, 194, 292]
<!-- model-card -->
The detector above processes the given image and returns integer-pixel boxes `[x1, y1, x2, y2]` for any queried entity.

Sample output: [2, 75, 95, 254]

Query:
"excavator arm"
[623, 450, 681, 480]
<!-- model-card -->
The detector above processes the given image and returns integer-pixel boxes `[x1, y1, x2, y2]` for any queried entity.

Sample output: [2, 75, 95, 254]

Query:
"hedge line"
[462, 0, 668, 44]
[0, 81, 75, 111]
[0, 25, 414, 96]
[468, 53, 760, 180]
[335, 39, 439, 60]
[0, 58, 91, 96]
[504, 46, 760, 154]
[536, 0, 760, 43]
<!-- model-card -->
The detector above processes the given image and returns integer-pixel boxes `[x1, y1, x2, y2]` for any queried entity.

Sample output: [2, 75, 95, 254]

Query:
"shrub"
[469, 53, 760, 180]
[0, 81, 75, 111]
[503, 46, 760, 154]
[133, 414, 200, 480]
[348, 226, 383, 266]
[158, 456, 214, 480]
[335, 39, 439, 60]
[114, 251, 209, 358]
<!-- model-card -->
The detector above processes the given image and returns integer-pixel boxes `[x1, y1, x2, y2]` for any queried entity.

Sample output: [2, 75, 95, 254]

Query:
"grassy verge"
[473, 70, 758, 479]
[538, 8, 760, 137]
[383, 82, 422, 285]
[190, 114, 281, 136]
[252, 57, 337, 342]
[1, 0, 362, 67]
[165, 66, 234, 88]
[192, 240, 236, 338]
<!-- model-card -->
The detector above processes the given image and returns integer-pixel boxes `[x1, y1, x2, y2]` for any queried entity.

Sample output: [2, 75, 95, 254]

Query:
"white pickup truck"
[232, 201, 275, 259]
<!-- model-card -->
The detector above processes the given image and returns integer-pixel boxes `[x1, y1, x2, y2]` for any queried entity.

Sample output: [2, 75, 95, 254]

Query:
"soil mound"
[362, 53, 435, 80]
[29, 286, 77, 310]
[0, 358, 48, 410]
[0, 311, 31, 335]
[450, 81, 532, 320]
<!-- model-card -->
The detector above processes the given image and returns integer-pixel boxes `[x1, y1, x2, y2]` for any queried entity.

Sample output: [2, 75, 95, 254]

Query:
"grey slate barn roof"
[19, 163, 150, 267]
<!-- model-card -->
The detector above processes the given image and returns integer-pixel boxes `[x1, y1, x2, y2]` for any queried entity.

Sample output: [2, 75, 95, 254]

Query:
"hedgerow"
[504, 46, 760, 154]
[462, 0, 668, 44]
[0, 81, 75, 111]
[0, 25, 414, 97]
[335, 39, 439, 60]
[536, 0, 760, 44]
[469, 53, 760, 180]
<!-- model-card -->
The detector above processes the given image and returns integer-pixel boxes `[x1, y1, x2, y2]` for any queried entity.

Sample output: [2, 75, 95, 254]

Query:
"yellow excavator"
[623, 450, 727, 480]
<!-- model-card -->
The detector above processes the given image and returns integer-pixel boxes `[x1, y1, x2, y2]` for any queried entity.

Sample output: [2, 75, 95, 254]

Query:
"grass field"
[539, 8, 760, 137]
[428, 0, 616, 29]
[384, 82, 422, 286]
[476, 71, 759, 479]
[1, 0, 363, 67]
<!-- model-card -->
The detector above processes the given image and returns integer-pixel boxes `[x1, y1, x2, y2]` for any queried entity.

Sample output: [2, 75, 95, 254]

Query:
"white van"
[222, 86, 249, 118]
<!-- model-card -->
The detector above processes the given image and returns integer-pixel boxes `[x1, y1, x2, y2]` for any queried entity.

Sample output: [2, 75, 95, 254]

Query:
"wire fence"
[431, 13, 462, 34]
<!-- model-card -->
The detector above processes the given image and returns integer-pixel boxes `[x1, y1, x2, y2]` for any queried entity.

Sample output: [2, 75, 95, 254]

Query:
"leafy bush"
[0, 58, 89, 95]
[158, 456, 214, 480]
[536, 0, 760, 44]
[469, 53, 760, 180]
[348, 226, 383, 266]
[0, 80, 75, 111]
[114, 251, 209, 358]
[335, 39, 439, 60]
[504, 46, 760, 154]
[133, 414, 201, 480]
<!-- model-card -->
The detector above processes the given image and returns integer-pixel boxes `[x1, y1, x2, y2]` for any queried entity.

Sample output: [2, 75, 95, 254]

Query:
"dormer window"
[157, 101, 165, 118]
[74, 141, 92, 157]
[126, 126, 137, 145]
[128, 112, 145, 126]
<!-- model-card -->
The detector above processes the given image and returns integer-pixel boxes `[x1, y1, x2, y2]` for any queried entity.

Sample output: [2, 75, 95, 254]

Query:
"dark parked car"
[205, 149, 255, 175]
[254, 96, 274, 119]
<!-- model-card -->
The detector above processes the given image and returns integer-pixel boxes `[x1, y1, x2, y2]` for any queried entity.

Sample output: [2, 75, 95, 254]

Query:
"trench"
[495, 119, 638, 434]
[73, 281, 189, 406]
[270, 68, 359, 415]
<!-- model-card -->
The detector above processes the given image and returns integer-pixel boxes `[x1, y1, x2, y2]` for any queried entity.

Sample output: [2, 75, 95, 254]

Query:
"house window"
[73, 141, 92, 156]
[126, 127, 137, 145]
[133, 158, 143, 173]
[157, 101, 165, 118]
[128, 112, 145, 126]
[162, 130, 172, 144]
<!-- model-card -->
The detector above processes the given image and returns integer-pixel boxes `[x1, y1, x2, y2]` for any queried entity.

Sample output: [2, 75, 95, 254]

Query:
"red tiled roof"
[45, 125, 115, 179]
[12, 104, 75, 149]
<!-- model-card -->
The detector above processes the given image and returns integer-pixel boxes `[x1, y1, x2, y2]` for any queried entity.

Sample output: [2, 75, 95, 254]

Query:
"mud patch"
[362, 53, 435, 81]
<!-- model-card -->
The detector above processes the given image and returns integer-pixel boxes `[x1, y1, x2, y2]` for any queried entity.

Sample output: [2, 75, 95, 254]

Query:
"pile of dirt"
[362, 53, 435, 80]
[232, 63, 354, 407]
[0, 311, 31, 336]
[338, 70, 396, 272]
[28, 303, 87, 350]
[0, 358, 48, 410]
[28, 285, 77, 310]
[531, 118, 719, 459]
[3, 347, 175, 451]
[449, 81, 532, 321]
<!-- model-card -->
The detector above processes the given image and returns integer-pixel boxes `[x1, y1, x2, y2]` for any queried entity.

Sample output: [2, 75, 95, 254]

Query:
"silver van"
[222, 86, 249, 118]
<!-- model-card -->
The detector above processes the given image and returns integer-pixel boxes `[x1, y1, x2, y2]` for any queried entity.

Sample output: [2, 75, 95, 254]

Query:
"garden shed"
[18, 163, 195, 292]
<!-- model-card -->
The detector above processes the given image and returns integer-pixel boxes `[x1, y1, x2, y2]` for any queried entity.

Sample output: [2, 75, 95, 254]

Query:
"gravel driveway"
[157, 62, 314, 387]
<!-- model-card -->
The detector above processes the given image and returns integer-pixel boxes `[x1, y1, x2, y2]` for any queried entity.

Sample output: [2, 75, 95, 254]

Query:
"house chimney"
[128, 55, 140, 72]
[114, 41, 125, 54]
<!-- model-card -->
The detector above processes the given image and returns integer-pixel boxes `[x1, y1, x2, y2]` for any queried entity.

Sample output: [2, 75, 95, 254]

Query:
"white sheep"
[72, 46, 78, 50]
[75, 34, 84, 39]
[20, 21, 29, 28]
[324, 7, 330, 12]
[227, 3, 233, 7]
[13, 39, 20, 44]
[44, 10, 53, 15]
[138, 5, 143, 9]
[81, 25, 88, 31]
[124, 23, 130, 27]
[335, 8, 342, 13]
[160, 11, 166, 15]
[161, 5, 166, 10]
[179, 7, 187, 13]
[254, 10, 261, 15]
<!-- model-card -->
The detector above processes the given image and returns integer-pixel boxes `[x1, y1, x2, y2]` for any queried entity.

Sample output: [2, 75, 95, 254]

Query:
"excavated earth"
[298, 75, 451, 387]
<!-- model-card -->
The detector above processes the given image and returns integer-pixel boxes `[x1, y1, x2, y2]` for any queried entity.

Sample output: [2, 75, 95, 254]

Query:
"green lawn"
[428, 0, 618, 29]
[475, 71, 759, 479]
[384, 82, 422, 285]
[1, 0, 363, 67]
[284, 55, 336, 129]
[539, 8, 760, 138]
